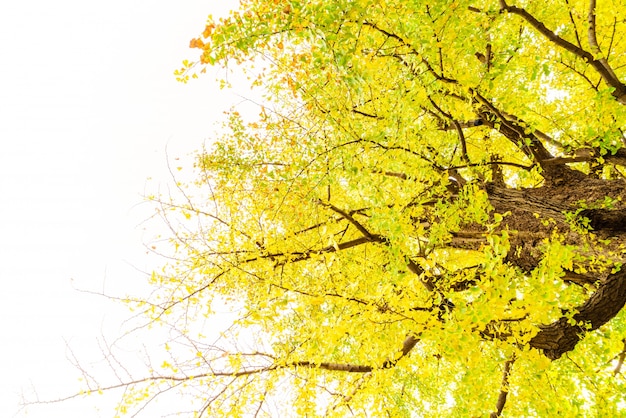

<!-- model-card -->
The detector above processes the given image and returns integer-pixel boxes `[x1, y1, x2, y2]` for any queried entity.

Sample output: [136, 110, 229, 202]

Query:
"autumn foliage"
[69, 0, 626, 416]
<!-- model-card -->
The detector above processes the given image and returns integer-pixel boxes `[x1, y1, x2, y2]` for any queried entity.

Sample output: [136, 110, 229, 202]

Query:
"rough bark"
[447, 176, 626, 360]
[490, 178, 626, 359]
[529, 269, 626, 360]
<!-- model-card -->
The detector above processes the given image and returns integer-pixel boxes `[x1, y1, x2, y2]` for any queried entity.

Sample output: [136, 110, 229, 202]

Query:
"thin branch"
[315, 199, 381, 240]
[351, 108, 383, 119]
[427, 95, 469, 163]
[565, 0, 583, 48]
[447, 160, 534, 171]
[451, 120, 469, 163]
[381, 334, 421, 369]
[265, 236, 376, 265]
[558, 59, 599, 91]
[606, 17, 617, 61]
[438, 119, 485, 131]
[490, 357, 515, 417]
[372, 169, 409, 180]
[325, 373, 372, 415]
[27, 358, 378, 409]
[425, 5, 445, 75]
[362, 20, 457, 84]
[364, 138, 441, 168]
[293, 209, 366, 236]
[614, 339, 626, 376]
[252, 387, 269, 418]
[316, 200, 437, 294]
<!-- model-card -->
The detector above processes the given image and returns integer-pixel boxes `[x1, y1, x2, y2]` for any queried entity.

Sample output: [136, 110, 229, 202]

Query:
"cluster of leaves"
[50, 0, 626, 417]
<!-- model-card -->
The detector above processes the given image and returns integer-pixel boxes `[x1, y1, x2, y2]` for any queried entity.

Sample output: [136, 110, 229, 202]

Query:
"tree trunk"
[482, 179, 626, 359]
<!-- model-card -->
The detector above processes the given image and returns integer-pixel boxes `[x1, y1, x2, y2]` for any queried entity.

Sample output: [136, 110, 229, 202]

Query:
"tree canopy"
[54, 0, 626, 416]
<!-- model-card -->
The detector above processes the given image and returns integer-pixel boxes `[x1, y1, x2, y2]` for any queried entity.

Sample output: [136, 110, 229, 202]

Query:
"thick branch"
[587, 0, 600, 55]
[500, 1, 626, 103]
[473, 98, 589, 184]
[447, 160, 533, 172]
[586, 0, 621, 85]
[529, 268, 626, 360]
[294, 361, 373, 373]
[540, 148, 595, 166]
[473, 95, 554, 163]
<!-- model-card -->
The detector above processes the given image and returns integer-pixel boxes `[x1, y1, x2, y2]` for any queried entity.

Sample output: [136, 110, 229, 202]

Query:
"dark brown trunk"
[453, 179, 626, 359]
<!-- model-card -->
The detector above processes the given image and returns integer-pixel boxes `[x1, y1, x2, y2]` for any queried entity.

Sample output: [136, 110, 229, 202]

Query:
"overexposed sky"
[0, 1, 245, 415]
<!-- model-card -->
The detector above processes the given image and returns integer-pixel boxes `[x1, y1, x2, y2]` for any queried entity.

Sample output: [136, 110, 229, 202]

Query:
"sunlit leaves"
[99, 0, 626, 416]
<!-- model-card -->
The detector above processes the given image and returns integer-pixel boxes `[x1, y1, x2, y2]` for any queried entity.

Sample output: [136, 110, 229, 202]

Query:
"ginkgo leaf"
[40, 1, 626, 417]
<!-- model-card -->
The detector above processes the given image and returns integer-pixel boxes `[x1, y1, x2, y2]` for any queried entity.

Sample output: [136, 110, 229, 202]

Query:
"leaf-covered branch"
[500, 0, 626, 103]
[35, 1, 626, 416]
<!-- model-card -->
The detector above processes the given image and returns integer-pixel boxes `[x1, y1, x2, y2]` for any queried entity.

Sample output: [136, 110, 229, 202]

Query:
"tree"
[47, 0, 626, 416]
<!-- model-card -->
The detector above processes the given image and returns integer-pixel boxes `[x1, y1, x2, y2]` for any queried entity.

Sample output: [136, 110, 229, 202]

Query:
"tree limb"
[428, 95, 469, 163]
[489, 357, 515, 417]
[500, 1, 626, 103]
[585, 0, 619, 84]
[529, 268, 626, 360]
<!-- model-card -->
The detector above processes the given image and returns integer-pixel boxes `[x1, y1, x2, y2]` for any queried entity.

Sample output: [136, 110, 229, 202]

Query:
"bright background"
[0, 1, 244, 415]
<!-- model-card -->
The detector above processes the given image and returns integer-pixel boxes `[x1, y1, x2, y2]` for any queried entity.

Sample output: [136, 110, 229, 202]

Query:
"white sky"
[0, 1, 246, 415]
